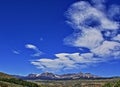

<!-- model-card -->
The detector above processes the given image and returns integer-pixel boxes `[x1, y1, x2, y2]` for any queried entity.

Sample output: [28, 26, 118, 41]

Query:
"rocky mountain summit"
[20, 72, 99, 80]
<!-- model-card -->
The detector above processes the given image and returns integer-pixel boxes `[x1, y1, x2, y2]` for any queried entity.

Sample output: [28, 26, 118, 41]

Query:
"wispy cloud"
[91, 41, 120, 59]
[64, 28, 104, 49]
[25, 44, 43, 57]
[31, 0, 120, 72]
[112, 34, 120, 42]
[31, 53, 100, 72]
[25, 44, 37, 49]
[12, 50, 20, 55]
[65, 0, 120, 55]
[64, 0, 120, 57]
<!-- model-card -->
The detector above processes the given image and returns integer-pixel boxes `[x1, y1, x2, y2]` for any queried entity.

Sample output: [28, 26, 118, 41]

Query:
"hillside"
[0, 72, 39, 87]
[0, 72, 13, 79]
[0, 81, 24, 87]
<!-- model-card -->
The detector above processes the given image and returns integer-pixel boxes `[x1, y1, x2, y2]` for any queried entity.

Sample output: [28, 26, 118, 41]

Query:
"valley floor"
[30, 78, 120, 87]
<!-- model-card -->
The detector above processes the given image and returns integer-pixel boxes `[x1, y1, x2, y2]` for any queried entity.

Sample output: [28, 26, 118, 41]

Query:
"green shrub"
[103, 80, 120, 87]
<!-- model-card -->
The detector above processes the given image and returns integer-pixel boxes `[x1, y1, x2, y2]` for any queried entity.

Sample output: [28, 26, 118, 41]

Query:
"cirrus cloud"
[31, 53, 101, 72]
[25, 44, 43, 57]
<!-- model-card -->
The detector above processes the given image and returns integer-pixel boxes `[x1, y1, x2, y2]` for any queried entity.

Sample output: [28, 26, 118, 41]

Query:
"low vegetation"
[0, 78, 39, 87]
[33, 79, 120, 87]
[0, 81, 24, 87]
[33, 79, 109, 87]
[103, 80, 120, 87]
[0, 72, 39, 87]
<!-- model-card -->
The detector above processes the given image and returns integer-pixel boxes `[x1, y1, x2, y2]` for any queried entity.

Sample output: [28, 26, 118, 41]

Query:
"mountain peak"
[23, 72, 99, 80]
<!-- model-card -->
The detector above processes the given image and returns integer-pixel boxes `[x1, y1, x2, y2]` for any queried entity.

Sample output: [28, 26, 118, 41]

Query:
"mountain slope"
[0, 81, 24, 87]
[0, 72, 39, 87]
[0, 72, 13, 79]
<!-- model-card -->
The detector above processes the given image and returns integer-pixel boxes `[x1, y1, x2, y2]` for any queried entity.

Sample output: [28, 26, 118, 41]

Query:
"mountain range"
[15, 72, 101, 80]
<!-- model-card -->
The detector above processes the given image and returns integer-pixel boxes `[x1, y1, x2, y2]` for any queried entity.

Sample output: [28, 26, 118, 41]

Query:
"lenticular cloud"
[31, 0, 120, 72]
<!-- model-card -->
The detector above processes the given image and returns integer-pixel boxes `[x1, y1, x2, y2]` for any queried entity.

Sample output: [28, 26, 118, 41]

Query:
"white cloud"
[65, 28, 104, 49]
[25, 44, 37, 49]
[91, 41, 120, 58]
[66, 1, 119, 30]
[64, 0, 119, 49]
[31, 52, 102, 72]
[31, 0, 120, 72]
[112, 34, 120, 42]
[25, 44, 42, 57]
[64, 0, 119, 70]
[31, 53, 76, 71]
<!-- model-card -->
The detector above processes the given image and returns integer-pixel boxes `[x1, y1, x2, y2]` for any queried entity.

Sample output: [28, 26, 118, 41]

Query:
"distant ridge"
[16, 72, 101, 80]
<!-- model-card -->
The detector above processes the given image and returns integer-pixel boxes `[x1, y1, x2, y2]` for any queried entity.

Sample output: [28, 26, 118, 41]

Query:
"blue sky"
[0, 0, 120, 77]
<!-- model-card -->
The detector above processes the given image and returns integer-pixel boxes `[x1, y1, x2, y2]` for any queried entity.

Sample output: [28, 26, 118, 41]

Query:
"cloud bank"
[31, 0, 120, 72]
